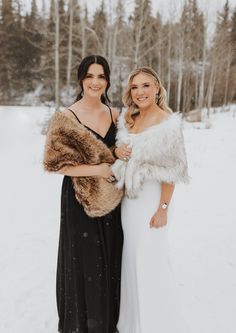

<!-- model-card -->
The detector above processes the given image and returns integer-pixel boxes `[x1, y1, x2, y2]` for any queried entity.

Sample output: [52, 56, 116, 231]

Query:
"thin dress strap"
[67, 108, 82, 124]
[107, 106, 114, 123]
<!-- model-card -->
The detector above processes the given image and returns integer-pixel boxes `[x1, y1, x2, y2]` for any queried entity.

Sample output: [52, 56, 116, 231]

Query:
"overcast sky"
[23, 0, 236, 14]
[23, 0, 236, 27]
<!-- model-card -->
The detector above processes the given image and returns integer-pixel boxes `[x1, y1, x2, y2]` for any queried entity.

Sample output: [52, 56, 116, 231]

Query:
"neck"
[138, 103, 160, 119]
[79, 95, 104, 111]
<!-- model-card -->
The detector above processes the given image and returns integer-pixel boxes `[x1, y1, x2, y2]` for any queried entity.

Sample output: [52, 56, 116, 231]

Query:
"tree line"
[0, 0, 236, 114]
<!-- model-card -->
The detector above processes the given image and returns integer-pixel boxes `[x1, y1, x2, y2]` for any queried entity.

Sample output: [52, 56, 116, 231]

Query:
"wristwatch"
[160, 202, 168, 210]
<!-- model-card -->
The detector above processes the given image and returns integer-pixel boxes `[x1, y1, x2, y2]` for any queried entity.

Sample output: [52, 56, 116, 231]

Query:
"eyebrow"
[86, 73, 105, 76]
[131, 81, 152, 86]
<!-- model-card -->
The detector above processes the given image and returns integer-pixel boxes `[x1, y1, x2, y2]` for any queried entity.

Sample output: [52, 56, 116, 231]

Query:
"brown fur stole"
[43, 111, 123, 217]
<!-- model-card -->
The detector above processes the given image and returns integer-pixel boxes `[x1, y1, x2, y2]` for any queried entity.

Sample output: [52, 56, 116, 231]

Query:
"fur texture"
[112, 111, 189, 198]
[43, 111, 123, 217]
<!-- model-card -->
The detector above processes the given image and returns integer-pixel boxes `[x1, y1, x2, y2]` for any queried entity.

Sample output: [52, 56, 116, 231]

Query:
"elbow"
[57, 165, 70, 175]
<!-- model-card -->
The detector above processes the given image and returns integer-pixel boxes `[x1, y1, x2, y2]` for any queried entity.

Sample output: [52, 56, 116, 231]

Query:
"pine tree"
[70, 0, 82, 75]
[230, 8, 236, 102]
[148, 12, 163, 73]
[30, 0, 37, 21]
[132, 0, 153, 67]
[59, 0, 67, 85]
[0, 0, 15, 99]
[40, 0, 56, 100]
[231, 8, 236, 57]
[80, 3, 93, 57]
[109, 0, 129, 105]
[65, 0, 83, 102]
[231, 8, 236, 65]
[180, 0, 205, 113]
[0, 0, 30, 100]
[92, 0, 107, 55]
[21, 0, 42, 91]
[209, 0, 232, 107]
[55, 0, 60, 110]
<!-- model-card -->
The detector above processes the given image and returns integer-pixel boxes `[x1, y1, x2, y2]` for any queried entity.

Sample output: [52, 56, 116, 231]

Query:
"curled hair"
[122, 67, 172, 128]
[76, 54, 111, 105]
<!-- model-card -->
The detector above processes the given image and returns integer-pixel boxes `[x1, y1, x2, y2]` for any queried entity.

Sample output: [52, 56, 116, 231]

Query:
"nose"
[91, 76, 99, 85]
[136, 87, 144, 95]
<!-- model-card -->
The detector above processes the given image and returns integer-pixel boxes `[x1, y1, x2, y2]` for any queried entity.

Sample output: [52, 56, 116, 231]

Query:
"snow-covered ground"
[0, 105, 235, 333]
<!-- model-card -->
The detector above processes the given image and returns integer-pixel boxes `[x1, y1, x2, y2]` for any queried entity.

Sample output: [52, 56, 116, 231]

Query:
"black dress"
[57, 108, 123, 333]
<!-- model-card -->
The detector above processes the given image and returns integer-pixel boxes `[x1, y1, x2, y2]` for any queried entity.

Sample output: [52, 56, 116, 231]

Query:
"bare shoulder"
[62, 108, 72, 116]
[60, 109, 74, 120]
[62, 101, 80, 115]
[110, 107, 120, 123]
[62, 101, 79, 115]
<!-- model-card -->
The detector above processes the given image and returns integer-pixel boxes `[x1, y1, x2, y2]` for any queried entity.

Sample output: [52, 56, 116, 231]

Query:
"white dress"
[117, 134, 187, 333]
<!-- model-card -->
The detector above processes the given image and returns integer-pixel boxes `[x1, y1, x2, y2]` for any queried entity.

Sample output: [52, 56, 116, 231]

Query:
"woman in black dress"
[51, 55, 123, 333]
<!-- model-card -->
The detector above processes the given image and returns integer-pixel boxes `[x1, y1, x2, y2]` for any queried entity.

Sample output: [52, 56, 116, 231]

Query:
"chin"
[87, 90, 103, 98]
[135, 100, 151, 108]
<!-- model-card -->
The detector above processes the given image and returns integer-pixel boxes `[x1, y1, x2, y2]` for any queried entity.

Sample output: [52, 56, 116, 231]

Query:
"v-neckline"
[83, 121, 113, 140]
[67, 107, 113, 140]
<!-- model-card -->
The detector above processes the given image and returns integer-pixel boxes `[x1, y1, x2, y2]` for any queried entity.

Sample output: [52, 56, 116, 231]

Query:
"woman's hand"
[98, 163, 116, 182]
[149, 208, 168, 228]
[115, 144, 132, 161]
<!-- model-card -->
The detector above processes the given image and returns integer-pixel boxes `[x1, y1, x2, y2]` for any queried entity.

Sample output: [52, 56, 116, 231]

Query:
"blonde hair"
[123, 67, 172, 128]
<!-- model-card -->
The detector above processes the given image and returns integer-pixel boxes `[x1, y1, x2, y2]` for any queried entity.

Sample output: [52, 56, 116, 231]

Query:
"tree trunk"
[223, 48, 232, 109]
[198, 44, 206, 112]
[176, 38, 183, 113]
[166, 25, 171, 103]
[133, 0, 144, 67]
[110, 26, 118, 99]
[55, 0, 60, 111]
[107, 0, 113, 63]
[66, 0, 73, 104]
[206, 58, 217, 117]
[80, 7, 86, 59]
[194, 69, 199, 109]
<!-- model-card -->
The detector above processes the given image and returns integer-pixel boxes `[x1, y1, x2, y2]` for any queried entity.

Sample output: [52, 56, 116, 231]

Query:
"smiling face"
[130, 72, 159, 109]
[82, 63, 107, 99]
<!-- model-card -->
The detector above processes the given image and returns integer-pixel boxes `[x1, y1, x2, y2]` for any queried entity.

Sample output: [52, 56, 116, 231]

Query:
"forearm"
[150, 182, 175, 228]
[58, 164, 101, 177]
[158, 182, 175, 208]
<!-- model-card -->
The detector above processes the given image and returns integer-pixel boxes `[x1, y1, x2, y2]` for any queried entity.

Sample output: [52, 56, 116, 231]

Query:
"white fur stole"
[112, 111, 189, 198]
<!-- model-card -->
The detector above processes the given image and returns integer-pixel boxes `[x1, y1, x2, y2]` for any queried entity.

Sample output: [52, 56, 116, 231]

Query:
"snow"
[0, 105, 236, 333]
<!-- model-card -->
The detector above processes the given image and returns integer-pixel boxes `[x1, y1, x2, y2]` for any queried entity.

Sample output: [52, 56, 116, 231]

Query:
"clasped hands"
[100, 144, 132, 183]
[114, 144, 132, 162]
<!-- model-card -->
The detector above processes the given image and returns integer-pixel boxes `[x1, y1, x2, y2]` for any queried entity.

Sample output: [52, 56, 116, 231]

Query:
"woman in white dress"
[112, 67, 189, 333]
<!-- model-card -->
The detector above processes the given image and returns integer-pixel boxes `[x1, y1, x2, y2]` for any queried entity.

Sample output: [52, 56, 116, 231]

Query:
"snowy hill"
[0, 105, 235, 333]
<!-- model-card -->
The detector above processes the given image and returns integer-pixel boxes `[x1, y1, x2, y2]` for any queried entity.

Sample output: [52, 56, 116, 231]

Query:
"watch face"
[161, 203, 168, 209]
